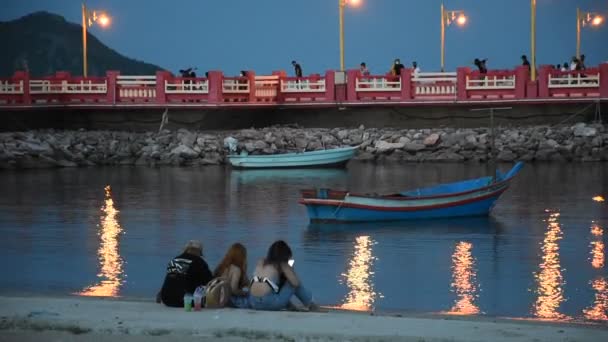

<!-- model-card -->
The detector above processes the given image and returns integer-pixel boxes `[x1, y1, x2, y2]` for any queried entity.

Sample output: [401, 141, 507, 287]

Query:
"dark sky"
[2, 0, 607, 76]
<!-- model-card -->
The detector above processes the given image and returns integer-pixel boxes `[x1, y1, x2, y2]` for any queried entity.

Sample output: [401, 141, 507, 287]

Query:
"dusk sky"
[2, 0, 607, 76]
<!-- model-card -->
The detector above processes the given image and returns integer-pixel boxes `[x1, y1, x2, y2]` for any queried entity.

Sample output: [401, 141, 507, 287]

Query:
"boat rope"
[332, 193, 347, 218]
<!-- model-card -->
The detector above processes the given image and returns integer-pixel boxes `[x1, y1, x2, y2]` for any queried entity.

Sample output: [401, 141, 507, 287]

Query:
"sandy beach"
[0, 296, 607, 341]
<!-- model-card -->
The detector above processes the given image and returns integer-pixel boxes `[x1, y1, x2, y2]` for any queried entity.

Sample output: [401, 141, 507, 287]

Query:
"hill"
[0, 11, 163, 77]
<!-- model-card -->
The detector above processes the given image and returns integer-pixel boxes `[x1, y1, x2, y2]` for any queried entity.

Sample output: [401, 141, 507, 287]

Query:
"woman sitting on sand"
[213, 243, 249, 306]
[245, 240, 317, 311]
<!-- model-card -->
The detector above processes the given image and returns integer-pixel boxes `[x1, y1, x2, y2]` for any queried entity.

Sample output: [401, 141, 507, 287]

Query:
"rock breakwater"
[0, 123, 606, 169]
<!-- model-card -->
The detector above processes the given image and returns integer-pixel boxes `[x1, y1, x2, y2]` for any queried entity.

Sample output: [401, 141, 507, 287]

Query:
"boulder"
[403, 143, 426, 152]
[253, 140, 268, 150]
[18, 141, 53, 155]
[244, 142, 256, 152]
[170, 145, 199, 159]
[374, 140, 405, 153]
[497, 150, 517, 162]
[573, 123, 597, 137]
[337, 130, 349, 140]
[423, 133, 440, 146]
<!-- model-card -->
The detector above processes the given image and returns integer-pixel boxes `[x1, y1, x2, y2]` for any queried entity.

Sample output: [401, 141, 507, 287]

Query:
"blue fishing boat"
[227, 146, 358, 169]
[299, 162, 524, 222]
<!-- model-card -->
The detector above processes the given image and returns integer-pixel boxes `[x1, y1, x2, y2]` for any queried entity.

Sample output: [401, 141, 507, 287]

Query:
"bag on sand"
[204, 277, 231, 308]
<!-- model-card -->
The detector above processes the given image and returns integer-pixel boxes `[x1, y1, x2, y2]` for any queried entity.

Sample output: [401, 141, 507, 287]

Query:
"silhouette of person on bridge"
[473, 58, 487, 74]
[292, 61, 303, 78]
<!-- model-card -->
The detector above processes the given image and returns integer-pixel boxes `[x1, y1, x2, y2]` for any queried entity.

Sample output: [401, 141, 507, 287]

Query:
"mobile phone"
[288, 259, 295, 267]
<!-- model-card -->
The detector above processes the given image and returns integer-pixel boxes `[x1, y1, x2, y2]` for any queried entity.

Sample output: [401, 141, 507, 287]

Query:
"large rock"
[573, 123, 597, 137]
[374, 140, 405, 153]
[178, 130, 197, 147]
[497, 150, 517, 162]
[170, 145, 199, 159]
[294, 137, 308, 150]
[337, 130, 349, 140]
[18, 141, 53, 155]
[403, 143, 426, 152]
[431, 151, 465, 162]
[540, 139, 559, 149]
[253, 140, 268, 150]
[423, 133, 440, 146]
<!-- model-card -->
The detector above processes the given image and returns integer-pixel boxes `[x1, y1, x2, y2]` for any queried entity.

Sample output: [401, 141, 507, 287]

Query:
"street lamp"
[440, 3, 467, 72]
[577, 8, 604, 59]
[82, 3, 111, 77]
[531, 0, 536, 81]
[339, 0, 361, 71]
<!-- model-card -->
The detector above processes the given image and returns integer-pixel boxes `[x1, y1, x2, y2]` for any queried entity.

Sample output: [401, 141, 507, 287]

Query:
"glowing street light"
[339, 0, 361, 71]
[82, 3, 111, 77]
[577, 8, 605, 59]
[440, 3, 467, 72]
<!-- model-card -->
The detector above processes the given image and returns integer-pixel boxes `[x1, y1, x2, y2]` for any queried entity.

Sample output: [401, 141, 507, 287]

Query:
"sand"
[0, 296, 607, 341]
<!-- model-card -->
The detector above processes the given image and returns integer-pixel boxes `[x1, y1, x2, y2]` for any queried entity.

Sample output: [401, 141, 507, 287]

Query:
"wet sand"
[0, 296, 607, 341]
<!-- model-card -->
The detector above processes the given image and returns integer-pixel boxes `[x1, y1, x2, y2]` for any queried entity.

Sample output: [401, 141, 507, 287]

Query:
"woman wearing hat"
[158, 240, 213, 307]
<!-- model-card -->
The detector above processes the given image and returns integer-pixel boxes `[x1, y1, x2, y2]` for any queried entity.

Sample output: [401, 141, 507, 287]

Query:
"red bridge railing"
[0, 64, 606, 107]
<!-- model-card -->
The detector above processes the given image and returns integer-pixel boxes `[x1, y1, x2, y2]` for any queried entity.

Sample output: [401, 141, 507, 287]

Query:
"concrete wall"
[1, 102, 605, 132]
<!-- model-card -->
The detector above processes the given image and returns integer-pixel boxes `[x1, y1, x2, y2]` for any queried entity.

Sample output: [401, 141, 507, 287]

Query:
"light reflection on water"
[446, 241, 480, 315]
[583, 222, 608, 321]
[531, 210, 569, 320]
[78, 186, 125, 297]
[340, 235, 381, 311]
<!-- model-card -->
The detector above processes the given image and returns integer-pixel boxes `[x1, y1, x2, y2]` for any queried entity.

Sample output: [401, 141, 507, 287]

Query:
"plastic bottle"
[193, 286, 205, 311]
[183, 293, 193, 311]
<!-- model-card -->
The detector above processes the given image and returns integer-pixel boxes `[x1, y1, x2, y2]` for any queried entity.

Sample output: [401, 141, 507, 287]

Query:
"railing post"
[14, 71, 32, 105]
[400, 68, 412, 100]
[514, 66, 528, 99]
[537, 65, 551, 98]
[207, 71, 223, 104]
[325, 70, 336, 102]
[106, 71, 119, 104]
[155, 70, 171, 104]
[247, 70, 256, 102]
[456, 67, 469, 101]
[272, 70, 286, 103]
[346, 69, 358, 102]
[599, 63, 608, 98]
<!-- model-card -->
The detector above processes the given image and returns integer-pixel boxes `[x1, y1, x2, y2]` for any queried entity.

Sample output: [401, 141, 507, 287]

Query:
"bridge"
[1, 65, 606, 130]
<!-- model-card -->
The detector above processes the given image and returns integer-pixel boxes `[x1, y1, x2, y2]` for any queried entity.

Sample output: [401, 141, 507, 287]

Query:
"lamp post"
[576, 8, 604, 59]
[531, 0, 536, 81]
[82, 3, 110, 77]
[338, 0, 361, 71]
[440, 3, 467, 72]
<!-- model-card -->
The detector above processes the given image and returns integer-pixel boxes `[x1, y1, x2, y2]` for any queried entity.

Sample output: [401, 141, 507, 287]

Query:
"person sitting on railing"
[473, 58, 487, 74]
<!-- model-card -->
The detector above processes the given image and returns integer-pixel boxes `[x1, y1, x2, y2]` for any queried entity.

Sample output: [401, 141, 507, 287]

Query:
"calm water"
[0, 163, 607, 321]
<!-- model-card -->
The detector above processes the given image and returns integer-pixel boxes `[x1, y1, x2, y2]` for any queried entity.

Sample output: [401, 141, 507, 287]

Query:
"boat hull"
[303, 189, 506, 222]
[228, 146, 357, 169]
[299, 162, 524, 223]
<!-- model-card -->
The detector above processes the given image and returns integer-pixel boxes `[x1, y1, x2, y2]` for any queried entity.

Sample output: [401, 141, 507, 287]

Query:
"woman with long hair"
[214, 243, 249, 296]
[247, 240, 317, 311]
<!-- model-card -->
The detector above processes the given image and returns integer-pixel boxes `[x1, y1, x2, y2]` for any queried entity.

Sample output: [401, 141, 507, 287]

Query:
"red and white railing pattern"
[0, 63, 607, 107]
[412, 72, 457, 98]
